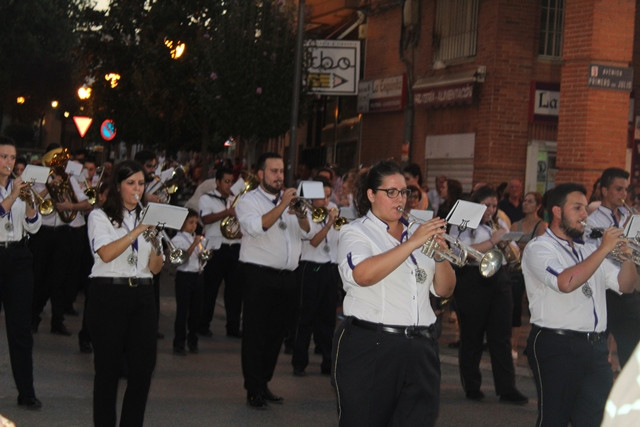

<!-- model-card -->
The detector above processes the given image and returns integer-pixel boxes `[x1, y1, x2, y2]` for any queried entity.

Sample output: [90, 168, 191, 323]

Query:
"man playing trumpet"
[522, 183, 640, 426]
[585, 167, 640, 369]
[0, 136, 42, 409]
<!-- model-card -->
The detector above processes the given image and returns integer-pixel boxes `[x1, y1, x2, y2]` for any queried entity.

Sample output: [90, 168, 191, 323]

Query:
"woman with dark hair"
[509, 191, 547, 359]
[436, 179, 463, 219]
[87, 160, 164, 426]
[449, 185, 528, 404]
[403, 163, 429, 210]
[334, 160, 456, 425]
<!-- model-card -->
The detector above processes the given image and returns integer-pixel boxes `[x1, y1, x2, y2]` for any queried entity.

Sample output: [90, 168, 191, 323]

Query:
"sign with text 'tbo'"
[305, 40, 360, 96]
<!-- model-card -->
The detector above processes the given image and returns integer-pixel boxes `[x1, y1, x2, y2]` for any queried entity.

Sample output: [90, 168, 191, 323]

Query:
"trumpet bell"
[39, 199, 55, 216]
[334, 216, 348, 230]
[479, 249, 504, 278]
[311, 207, 327, 223]
[85, 187, 97, 206]
[169, 249, 188, 265]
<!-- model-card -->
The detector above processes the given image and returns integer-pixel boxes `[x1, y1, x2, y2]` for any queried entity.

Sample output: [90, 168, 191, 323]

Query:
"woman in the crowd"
[403, 163, 430, 210]
[333, 160, 456, 426]
[509, 191, 547, 359]
[86, 160, 164, 426]
[405, 184, 422, 211]
[449, 185, 528, 404]
[436, 179, 463, 220]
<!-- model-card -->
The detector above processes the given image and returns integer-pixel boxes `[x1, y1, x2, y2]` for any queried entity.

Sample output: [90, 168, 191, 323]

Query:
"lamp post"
[287, 0, 305, 187]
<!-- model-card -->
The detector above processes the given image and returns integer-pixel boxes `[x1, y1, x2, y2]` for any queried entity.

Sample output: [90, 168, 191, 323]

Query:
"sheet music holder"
[21, 165, 51, 184]
[65, 160, 84, 177]
[230, 178, 246, 197]
[296, 181, 325, 199]
[141, 203, 189, 230]
[624, 214, 640, 239]
[339, 206, 358, 220]
[445, 200, 487, 230]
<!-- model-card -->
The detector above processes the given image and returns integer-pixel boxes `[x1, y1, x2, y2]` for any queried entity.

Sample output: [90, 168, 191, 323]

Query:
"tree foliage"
[76, 0, 306, 152]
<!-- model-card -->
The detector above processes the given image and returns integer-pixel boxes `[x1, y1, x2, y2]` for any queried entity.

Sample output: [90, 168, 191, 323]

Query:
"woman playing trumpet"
[332, 161, 455, 426]
[449, 185, 528, 404]
[86, 160, 164, 426]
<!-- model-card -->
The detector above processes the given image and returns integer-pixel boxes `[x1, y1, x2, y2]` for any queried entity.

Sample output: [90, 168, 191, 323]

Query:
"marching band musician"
[0, 136, 42, 409]
[30, 144, 91, 336]
[332, 161, 455, 426]
[585, 167, 640, 369]
[170, 209, 206, 355]
[522, 183, 639, 426]
[449, 186, 528, 404]
[86, 160, 164, 426]
[197, 167, 243, 338]
[292, 176, 342, 377]
[235, 152, 311, 409]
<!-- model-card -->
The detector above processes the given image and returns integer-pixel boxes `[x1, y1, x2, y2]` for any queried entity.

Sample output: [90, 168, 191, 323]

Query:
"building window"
[539, 0, 564, 58]
[433, 0, 479, 62]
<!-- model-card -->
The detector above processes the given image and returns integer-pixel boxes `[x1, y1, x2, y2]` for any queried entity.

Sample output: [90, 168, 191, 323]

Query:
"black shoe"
[246, 394, 267, 409]
[465, 390, 485, 401]
[79, 341, 93, 354]
[188, 343, 199, 354]
[263, 388, 283, 404]
[18, 396, 42, 410]
[293, 368, 306, 377]
[51, 324, 71, 336]
[500, 390, 528, 405]
[173, 347, 187, 356]
[198, 329, 213, 337]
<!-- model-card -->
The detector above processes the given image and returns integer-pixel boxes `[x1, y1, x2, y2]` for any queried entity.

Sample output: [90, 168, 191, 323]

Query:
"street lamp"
[105, 73, 121, 88]
[16, 96, 25, 104]
[78, 85, 92, 100]
[164, 38, 186, 59]
[51, 100, 59, 108]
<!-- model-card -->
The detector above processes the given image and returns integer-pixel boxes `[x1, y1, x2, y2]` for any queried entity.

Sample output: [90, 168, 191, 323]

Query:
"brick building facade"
[306, 0, 637, 195]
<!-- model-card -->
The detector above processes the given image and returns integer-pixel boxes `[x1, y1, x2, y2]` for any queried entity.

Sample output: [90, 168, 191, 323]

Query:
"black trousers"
[67, 225, 89, 310]
[30, 225, 72, 328]
[332, 317, 441, 427]
[87, 280, 157, 427]
[526, 326, 612, 426]
[292, 261, 339, 372]
[200, 244, 242, 334]
[241, 262, 298, 395]
[453, 266, 516, 395]
[606, 289, 640, 367]
[0, 243, 37, 400]
[173, 271, 203, 349]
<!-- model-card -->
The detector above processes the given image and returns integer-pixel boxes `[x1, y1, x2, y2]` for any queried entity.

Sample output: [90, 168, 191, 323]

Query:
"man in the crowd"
[498, 179, 524, 223]
[522, 182, 639, 426]
[235, 152, 310, 409]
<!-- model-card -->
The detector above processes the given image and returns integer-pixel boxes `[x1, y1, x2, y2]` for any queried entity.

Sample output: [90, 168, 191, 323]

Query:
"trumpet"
[290, 198, 327, 223]
[8, 168, 54, 216]
[134, 194, 188, 265]
[198, 237, 213, 263]
[84, 166, 104, 206]
[333, 209, 348, 230]
[220, 172, 259, 239]
[580, 220, 640, 265]
[397, 207, 503, 278]
[579, 220, 605, 239]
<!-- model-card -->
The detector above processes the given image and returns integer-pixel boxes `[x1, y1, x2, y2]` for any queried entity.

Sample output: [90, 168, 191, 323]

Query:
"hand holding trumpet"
[408, 217, 448, 251]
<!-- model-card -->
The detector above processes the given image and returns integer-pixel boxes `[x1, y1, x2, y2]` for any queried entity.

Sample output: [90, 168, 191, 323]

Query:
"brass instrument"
[490, 219, 520, 270]
[220, 172, 259, 239]
[620, 198, 638, 229]
[290, 198, 328, 223]
[134, 194, 188, 265]
[42, 148, 78, 224]
[398, 207, 503, 278]
[84, 166, 104, 206]
[146, 165, 187, 203]
[198, 237, 213, 263]
[8, 169, 55, 216]
[333, 209, 348, 230]
[580, 220, 640, 266]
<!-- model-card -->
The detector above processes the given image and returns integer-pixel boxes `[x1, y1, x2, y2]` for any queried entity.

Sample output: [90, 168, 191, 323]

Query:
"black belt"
[245, 262, 294, 275]
[536, 325, 607, 344]
[351, 317, 436, 340]
[0, 238, 26, 249]
[92, 277, 153, 287]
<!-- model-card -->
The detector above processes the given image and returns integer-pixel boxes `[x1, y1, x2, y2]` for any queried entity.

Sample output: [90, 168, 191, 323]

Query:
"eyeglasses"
[375, 188, 411, 198]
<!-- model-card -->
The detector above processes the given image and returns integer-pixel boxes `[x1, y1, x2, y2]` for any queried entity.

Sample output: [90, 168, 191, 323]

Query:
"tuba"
[42, 148, 78, 224]
[220, 172, 259, 239]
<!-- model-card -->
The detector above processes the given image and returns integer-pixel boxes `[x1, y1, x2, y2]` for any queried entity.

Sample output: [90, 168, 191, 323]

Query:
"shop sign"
[305, 40, 360, 96]
[357, 75, 405, 113]
[530, 82, 559, 123]
[413, 82, 474, 108]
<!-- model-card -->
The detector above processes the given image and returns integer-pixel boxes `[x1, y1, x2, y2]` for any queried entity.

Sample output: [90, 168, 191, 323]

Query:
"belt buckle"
[404, 326, 415, 339]
[587, 332, 600, 344]
[128, 277, 138, 288]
